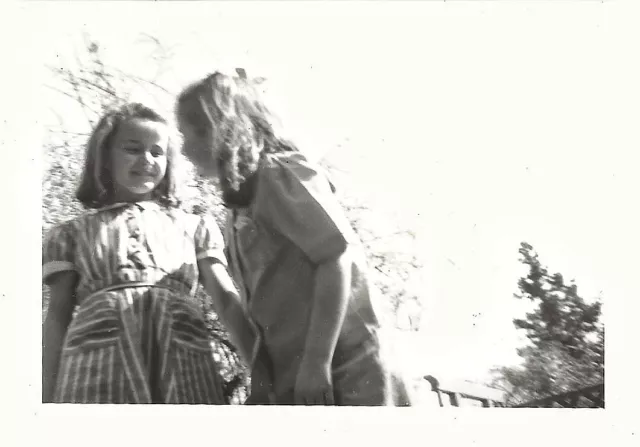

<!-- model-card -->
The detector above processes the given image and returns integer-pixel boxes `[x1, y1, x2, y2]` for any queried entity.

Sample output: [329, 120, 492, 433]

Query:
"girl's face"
[109, 118, 169, 202]
[178, 117, 220, 178]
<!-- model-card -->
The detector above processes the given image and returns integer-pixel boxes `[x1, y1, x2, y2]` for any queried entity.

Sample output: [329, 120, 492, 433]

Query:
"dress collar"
[96, 200, 161, 213]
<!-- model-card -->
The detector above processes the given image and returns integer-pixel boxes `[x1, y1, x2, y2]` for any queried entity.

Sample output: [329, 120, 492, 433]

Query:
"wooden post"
[435, 389, 444, 407]
[424, 375, 444, 407]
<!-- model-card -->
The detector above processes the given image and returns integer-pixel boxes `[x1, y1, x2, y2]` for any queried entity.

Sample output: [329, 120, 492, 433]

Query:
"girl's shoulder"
[43, 211, 96, 243]
[167, 207, 222, 235]
[261, 151, 313, 171]
[259, 151, 330, 187]
[46, 211, 92, 231]
[258, 151, 336, 196]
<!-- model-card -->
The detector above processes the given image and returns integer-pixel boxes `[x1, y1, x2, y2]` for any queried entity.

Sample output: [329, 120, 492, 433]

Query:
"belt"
[82, 281, 188, 303]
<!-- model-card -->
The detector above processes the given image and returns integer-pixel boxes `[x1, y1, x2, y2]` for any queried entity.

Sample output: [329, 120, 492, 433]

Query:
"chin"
[128, 185, 156, 196]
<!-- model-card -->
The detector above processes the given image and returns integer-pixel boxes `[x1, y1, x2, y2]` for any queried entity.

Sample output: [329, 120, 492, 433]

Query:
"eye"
[151, 147, 166, 158]
[123, 146, 141, 154]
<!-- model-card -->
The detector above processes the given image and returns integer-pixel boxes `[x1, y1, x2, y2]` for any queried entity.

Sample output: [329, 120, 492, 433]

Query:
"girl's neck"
[221, 169, 259, 209]
[107, 197, 157, 209]
[111, 189, 154, 204]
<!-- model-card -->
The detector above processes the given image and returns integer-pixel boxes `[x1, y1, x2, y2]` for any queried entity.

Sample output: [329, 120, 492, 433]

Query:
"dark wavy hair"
[76, 103, 180, 209]
[176, 71, 298, 207]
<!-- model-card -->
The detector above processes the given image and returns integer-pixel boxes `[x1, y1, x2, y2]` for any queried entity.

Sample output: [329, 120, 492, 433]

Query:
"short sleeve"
[42, 221, 78, 285]
[254, 153, 356, 264]
[194, 214, 228, 266]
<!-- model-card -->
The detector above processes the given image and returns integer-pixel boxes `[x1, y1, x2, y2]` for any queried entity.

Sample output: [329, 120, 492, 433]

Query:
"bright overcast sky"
[7, 1, 639, 385]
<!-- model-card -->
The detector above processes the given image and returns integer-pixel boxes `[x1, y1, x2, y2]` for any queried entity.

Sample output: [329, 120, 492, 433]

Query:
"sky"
[7, 1, 639, 386]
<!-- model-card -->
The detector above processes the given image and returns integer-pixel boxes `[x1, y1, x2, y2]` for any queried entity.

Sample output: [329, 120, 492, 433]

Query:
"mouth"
[131, 170, 156, 178]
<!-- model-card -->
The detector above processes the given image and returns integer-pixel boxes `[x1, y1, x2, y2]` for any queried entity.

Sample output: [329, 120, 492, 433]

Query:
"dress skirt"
[53, 285, 226, 404]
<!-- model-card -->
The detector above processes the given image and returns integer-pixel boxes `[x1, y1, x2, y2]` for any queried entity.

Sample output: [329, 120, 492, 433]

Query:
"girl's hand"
[294, 356, 334, 405]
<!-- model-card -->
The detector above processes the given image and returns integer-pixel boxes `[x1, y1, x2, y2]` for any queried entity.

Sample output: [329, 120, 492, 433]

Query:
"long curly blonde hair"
[176, 71, 297, 207]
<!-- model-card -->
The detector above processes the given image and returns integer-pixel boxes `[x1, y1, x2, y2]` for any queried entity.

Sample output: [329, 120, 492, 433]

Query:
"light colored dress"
[224, 152, 412, 405]
[42, 201, 227, 404]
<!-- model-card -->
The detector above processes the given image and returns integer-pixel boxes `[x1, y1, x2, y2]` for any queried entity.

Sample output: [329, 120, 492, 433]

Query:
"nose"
[141, 149, 155, 165]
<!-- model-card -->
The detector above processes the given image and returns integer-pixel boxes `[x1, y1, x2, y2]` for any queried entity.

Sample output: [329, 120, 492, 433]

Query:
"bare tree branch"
[111, 67, 173, 95]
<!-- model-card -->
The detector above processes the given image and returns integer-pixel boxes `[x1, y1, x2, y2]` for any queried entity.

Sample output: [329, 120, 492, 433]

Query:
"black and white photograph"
[2, 0, 639, 444]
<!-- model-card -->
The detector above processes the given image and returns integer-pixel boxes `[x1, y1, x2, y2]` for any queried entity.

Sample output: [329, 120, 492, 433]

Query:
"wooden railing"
[513, 383, 604, 408]
[421, 376, 603, 408]
[424, 375, 507, 407]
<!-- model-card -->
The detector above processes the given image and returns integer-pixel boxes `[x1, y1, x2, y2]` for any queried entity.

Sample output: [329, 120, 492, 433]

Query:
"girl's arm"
[42, 271, 77, 402]
[295, 249, 352, 405]
[198, 258, 258, 367]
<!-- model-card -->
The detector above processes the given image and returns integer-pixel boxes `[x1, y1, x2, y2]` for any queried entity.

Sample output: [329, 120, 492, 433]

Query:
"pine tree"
[493, 242, 604, 405]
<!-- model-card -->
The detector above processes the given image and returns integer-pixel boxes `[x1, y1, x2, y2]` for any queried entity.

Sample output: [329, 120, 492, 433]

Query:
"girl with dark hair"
[42, 103, 256, 403]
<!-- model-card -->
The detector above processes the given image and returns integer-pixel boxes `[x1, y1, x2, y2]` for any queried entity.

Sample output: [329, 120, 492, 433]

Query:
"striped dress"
[42, 201, 227, 404]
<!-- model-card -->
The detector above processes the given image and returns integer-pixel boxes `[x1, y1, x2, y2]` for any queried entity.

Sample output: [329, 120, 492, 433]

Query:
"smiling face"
[109, 118, 169, 202]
